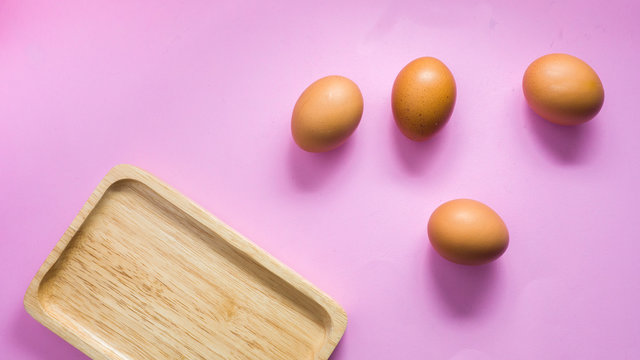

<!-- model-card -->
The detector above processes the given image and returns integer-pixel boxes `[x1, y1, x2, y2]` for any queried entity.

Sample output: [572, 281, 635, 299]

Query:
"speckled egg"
[392, 57, 456, 141]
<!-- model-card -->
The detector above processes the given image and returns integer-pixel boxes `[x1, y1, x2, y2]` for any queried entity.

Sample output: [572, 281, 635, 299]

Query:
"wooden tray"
[24, 165, 346, 360]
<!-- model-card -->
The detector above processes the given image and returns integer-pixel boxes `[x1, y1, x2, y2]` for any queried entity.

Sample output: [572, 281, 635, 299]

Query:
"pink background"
[1, 0, 639, 359]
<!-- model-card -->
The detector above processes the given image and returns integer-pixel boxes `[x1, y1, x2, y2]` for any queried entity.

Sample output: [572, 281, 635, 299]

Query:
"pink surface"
[1, 1, 639, 359]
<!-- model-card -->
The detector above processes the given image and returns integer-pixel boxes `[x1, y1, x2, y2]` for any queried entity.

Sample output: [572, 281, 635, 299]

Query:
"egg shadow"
[428, 249, 500, 317]
[287, 137, 354, 191]
[11, 309, 87, 360]
[525, 104, 597, 164]
[391, 115, 446, 175]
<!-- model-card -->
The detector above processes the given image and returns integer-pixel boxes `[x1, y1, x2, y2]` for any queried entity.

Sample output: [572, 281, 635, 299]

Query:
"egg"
[428, 199, 509, 265]
[291, 75, 363, 152]
[392, 57, 456, 141]
[523, 53, 604, 126]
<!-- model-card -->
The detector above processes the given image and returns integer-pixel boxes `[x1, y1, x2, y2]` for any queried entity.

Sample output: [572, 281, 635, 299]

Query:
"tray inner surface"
[37, 179, 329, 359]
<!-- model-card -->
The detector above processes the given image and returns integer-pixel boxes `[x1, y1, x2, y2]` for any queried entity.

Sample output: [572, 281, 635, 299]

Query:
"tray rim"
[24, 164, 347, 360]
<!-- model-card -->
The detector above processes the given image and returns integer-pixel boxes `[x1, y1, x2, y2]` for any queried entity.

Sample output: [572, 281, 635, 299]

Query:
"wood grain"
[24, 165, 347, 360]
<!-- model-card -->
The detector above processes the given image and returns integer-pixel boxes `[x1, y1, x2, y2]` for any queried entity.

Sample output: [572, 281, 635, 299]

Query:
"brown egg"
[291, 75, 363, 152]
[391, 57, 456, 141]
[428, 199, 509, 266]
[523, 53, 604, 126]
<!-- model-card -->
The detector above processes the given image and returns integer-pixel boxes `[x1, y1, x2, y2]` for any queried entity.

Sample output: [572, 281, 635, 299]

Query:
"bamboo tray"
[24, 165, 346, 360]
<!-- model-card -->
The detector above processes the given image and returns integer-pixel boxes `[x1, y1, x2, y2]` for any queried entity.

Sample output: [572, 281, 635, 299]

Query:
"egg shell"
[428, 199, 509, 266]
[291, 75, 363, 152]
[523, 53, 604, 126]
[392, 57, 456, 141]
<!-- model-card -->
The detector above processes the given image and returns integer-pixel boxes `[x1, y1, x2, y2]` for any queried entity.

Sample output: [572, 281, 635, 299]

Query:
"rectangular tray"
[24, 165, 346, 360]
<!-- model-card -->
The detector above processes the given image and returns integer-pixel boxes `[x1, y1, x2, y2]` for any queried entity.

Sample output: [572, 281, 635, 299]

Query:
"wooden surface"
[24, 165, 347, 360]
